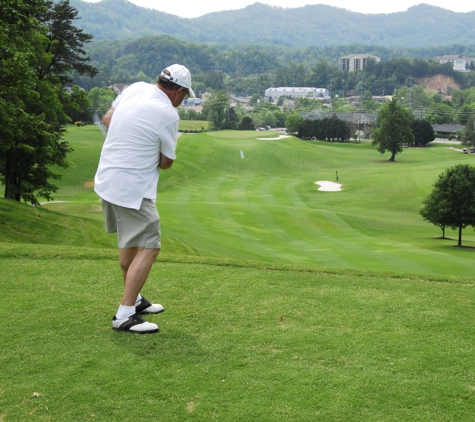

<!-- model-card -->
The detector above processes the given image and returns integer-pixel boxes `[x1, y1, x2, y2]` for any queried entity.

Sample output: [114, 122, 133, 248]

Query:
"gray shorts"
[102, 199, 161, 249]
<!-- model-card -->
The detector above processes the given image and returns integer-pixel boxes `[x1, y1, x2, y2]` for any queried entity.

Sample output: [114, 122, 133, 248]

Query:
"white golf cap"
[160, 64, 196, 98]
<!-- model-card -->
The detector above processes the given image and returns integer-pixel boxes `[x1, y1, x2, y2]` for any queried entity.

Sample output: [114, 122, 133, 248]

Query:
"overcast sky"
[82, 0, 474, 18]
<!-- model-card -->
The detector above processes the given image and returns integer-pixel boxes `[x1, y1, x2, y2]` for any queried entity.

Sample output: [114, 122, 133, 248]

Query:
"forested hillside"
[70, 0, 475, 47]
[78, 34, 475, 96]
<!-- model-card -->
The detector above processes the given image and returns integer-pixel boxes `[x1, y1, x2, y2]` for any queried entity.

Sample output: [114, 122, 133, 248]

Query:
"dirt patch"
[417, 74, 460, 95]
[84, 181, 94, 187]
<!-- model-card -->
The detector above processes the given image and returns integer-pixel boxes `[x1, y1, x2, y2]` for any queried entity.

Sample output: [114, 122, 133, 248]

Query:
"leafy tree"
[61, 86, 91, 123]
[39, 0, 97, 83]
[263, 111, 277, 128]
[420, 188, 449, 238]
[420, 164, 475, 246]
[222, 107, 241, 129]
[411, 119, 435, 146]
[249, 93, 263, 105]
[372, 98, 414, 161]
[88, 87, 116, 116]
[0, 0, 97, 204]
[461, 116, 475, 147]
[273, 110, 288, 127]
[456, 104, 475, 125]
[202, 91, 228, 130]
[285, 113, 304, 134]
[238, 116, 255, 131]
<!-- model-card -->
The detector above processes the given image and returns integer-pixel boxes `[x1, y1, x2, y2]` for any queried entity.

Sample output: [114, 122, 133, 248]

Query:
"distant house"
[431, 123, 465, 136]
[436, 55, 473, 72]
[265, 87, 330, 100]
[339, 54, 381, 72]
[229, 96, 250, 106]
[201, 92, 212, 102]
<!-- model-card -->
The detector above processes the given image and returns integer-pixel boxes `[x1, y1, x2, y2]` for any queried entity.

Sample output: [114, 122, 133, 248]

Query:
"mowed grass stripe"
[34, 127, 475, 276]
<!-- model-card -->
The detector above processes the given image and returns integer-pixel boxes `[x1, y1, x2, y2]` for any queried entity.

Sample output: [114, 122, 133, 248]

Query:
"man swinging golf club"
[94, 64, 195, 333]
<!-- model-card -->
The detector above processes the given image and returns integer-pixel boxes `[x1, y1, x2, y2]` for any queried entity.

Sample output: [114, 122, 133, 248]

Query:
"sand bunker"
[257, 135, 291, 140]
[315, 181, 342, 191]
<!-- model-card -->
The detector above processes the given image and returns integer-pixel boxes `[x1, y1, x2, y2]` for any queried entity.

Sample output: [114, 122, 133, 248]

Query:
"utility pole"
[359, 75, 365, 107]
[358, 75, 365, 143]
[407, 76, 414, 108]
[290, 73, 297, 87]
[327, 74, 333, 106]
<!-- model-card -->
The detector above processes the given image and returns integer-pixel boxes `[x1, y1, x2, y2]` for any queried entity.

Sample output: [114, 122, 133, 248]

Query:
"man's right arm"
[102, 107, 115, 128]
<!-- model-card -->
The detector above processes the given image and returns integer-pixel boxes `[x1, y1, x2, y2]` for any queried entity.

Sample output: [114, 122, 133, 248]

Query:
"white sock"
[115, 305, 136, 320]
[136, 293, 142, 305]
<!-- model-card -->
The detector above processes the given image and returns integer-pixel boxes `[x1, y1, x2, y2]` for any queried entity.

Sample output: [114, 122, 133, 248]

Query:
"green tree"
[263, 111, 277, 128]
[202, 91, 228, 130]
[38, 0, 97, 83]
[222, 107, 240, 129]
[420, 164, 475, 246]
[238, 116, 255, 130]
[420, 188, 449, 238]
[372, 98, 414, 161]
[0, 0, 97, 204]
[61, 86, 91, 123]
[249, 93, 263, 105]
[412, 119, 435, 146]
[456, 105, 475, 125]
[285, 113, 304, 134]
[461, 116, 475, 147]
[88, 87, 116, 116]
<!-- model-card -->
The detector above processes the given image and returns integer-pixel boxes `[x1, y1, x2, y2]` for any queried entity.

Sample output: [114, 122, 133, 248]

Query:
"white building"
[265, 87, 330, 100]
[339, 54, 381, 72]
[436, 55, 472, 72]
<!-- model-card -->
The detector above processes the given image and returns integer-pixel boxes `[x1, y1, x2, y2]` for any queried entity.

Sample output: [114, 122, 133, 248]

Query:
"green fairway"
[2, 126, 475, 420]
[40, 126, 475, 277]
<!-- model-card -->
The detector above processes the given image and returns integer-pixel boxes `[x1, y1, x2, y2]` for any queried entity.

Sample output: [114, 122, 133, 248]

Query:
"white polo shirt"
[94, 82, 178, 210]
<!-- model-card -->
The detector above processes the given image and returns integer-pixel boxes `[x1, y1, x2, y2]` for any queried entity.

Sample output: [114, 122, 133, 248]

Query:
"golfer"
[94, 64, 195, 333]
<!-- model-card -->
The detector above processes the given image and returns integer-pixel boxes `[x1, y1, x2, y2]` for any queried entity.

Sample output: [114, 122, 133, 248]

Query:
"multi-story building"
[339, 54, 381, 72]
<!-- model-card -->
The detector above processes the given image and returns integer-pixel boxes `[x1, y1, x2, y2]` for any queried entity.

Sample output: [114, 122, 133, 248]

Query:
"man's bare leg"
[119, 247, 160, 306]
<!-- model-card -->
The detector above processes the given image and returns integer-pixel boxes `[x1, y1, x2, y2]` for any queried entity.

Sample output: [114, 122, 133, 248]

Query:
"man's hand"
[159, 153, 174, 169]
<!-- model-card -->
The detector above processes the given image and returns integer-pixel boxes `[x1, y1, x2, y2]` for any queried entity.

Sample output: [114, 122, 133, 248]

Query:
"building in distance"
[339, 54, 381, 72]
[265, 87, 330, 101]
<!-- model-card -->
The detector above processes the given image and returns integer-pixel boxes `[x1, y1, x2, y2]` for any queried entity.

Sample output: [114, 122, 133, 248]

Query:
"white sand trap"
[315, 181, 342, 191]
[257, 135, 290, 140]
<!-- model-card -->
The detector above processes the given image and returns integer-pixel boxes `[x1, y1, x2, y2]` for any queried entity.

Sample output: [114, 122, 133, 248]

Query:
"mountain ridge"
[70, 0, 475, 47]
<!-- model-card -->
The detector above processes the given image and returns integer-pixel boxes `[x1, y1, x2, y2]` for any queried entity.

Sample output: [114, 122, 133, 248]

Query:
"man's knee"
[140, 248, 160, 260]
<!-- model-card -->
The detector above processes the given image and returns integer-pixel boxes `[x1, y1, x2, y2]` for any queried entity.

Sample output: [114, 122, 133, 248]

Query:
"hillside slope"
[70, 0, 475, 47]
